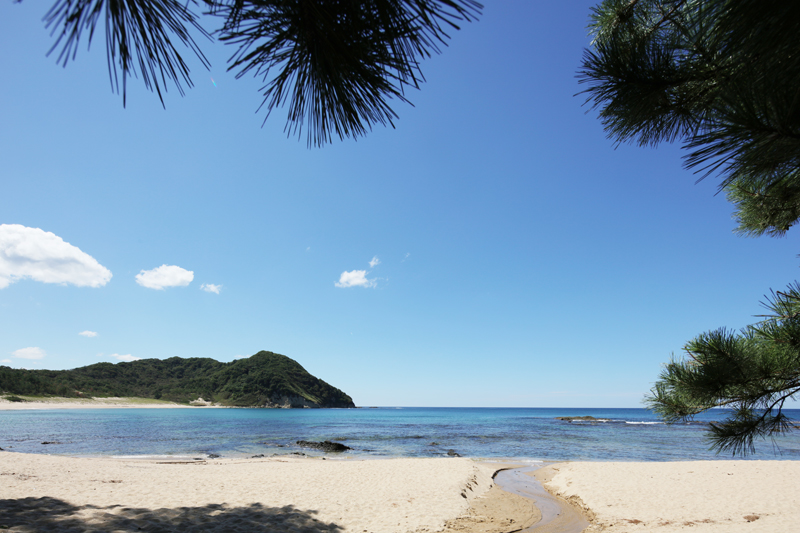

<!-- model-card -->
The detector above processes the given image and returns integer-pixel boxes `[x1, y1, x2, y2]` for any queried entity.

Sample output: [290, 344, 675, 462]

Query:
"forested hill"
[0, 351, 355, 408]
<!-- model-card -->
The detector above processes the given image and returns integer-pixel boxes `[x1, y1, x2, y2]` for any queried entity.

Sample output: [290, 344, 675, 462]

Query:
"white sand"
[541, 460, 800, 533]
[0, 397, 219, 409]
[0, 452, 496, 532]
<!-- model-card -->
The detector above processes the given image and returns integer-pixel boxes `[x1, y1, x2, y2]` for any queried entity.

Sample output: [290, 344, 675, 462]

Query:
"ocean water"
[1, 407, 799, 462]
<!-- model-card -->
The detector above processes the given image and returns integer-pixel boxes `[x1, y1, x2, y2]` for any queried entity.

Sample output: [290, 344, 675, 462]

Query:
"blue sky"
[1, 1, 798, 407]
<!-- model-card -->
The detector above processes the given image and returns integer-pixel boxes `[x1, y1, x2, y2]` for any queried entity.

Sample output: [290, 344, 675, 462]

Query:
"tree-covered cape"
[581, 0, 800, 454]
[31, 0, 481, 146]
[0, 351, 355, 408]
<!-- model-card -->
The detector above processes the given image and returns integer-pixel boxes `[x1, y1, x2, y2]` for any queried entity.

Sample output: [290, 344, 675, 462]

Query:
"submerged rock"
[296, 440, 352, 452]
[447, 449, 461, 457]
[555, 416, 610, 422]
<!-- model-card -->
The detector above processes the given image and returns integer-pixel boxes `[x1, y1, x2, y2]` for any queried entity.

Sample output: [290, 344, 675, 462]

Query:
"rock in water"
[296, 440, 352, 452]
[555, 416, 610, 422]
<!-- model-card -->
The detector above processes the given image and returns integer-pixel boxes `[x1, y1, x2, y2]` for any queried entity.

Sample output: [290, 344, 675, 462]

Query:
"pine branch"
[583, 0, 800, 235]
[647, 281, 800, 455]
[34, 0, 481, 145]
[213, 0, 481, 147]
[43, 0, 212, 106]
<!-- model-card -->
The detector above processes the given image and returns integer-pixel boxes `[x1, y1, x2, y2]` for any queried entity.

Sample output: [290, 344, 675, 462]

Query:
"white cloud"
[1, 359, 11, 364]
[335, 270, 377, 288]
[111, 353, 140, 362]
[369, 256, 381, 268]
[135, 264, 194, 290]
[200, 283, 221, 294]
[13, 347, 46, 360]
[403, 252, 411, 262]
[79, 330, 98, 338]
[0, 224, 112, 289]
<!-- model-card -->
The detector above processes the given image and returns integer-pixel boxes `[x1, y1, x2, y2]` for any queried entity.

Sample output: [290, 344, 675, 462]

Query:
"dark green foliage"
[647, 284, 800, 455]
[0, 351, 355, 408]
[215, 0, 481, 146]
[580, 0, 800, 236]
[27, 0, 481, 146]
[43, 0, 212, 107]
[584, 0, 800, 454]
[4, 395, 27, 402]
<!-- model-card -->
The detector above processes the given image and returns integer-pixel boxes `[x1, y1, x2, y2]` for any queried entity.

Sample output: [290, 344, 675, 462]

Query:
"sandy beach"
[540, 460, 800, 533]
[3, 399, 799, 532]
[0, 452, 538, 533]
[2, 450, 799, 532]
[0, 397, 220, 409]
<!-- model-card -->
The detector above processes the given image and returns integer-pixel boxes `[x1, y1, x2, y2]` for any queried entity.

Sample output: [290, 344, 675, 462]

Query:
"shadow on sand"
[0, 496, 344, 532]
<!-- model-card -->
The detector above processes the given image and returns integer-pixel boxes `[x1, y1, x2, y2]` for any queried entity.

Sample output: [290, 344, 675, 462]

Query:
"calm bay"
[2, 407, 799, 462]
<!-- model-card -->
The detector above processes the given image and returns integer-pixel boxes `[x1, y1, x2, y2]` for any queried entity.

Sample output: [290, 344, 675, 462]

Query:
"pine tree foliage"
[582, 0, 800, 454]
[42, 0, 212, 107]
[580, 0, 800, 236]
[27, 0, 481, 146]
[213, 0, 481, 146]
[647, 284, 800, 455]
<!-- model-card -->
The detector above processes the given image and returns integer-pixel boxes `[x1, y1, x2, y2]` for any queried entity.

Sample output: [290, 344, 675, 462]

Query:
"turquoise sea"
[2, 407, 799, 461]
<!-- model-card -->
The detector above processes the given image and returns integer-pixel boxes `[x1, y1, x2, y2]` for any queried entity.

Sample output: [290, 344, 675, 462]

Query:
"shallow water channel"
[493, 466, 589, 533]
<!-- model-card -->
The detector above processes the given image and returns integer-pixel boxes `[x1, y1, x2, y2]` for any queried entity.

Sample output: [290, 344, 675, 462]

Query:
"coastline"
[1, 450, 798, 532]
[3, 404, 799, 531]
[0, 397, 223, 409]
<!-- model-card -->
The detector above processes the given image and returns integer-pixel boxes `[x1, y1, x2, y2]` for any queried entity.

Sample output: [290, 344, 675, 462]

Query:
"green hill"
[0, 351, 355, 408]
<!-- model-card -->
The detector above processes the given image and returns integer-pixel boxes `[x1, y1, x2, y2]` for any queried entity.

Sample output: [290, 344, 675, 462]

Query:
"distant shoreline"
[0, 351, 356, 409]
[0, 396, 223, 410]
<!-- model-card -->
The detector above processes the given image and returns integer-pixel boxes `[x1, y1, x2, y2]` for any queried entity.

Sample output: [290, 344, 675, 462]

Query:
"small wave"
[560, 419, 666, 425]
[108, 454, 201, 460]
